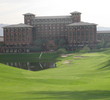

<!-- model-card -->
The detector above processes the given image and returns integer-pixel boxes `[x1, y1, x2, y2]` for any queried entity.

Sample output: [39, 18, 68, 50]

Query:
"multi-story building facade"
[67, 22, 97, 50]
[4, 24, 33, 46]
[97, 31, 110, 42]
[0, 11, 97, 53]
[0, 36, 3, 46]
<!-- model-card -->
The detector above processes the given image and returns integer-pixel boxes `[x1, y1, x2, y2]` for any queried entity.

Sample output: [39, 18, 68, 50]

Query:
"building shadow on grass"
[22, 90, 110, 100]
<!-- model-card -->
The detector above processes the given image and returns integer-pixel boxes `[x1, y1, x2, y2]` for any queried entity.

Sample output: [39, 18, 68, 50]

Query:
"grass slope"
[0, 50, 110, 100]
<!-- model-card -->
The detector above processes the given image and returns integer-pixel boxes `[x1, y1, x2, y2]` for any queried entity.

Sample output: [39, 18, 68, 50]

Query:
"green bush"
[56, 48, 67, 55]
[79, 45, 91, 53]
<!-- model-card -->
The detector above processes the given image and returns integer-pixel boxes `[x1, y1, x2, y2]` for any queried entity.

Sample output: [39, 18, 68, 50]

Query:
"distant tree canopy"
[55, 38, 67, 49]
[32, 38, 68, 51]
[97, 39, 110, 49]
[34, 39, 47, 46]
[33, 39, 47, 51]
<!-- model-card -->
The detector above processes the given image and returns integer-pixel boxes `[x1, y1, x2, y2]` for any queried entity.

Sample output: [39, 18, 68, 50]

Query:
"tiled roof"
[70, 11, 81, 14]
[3, 24, 33, 28]
[97, 31, 110, 34]
[67, 22, 97, 26]
[33, 16, 72, 24]
[35, 15, 71, 19]
[23, 13, 35, 15]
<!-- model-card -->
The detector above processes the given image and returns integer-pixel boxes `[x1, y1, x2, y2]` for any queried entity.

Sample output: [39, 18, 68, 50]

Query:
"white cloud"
[0, 0, 110, 27]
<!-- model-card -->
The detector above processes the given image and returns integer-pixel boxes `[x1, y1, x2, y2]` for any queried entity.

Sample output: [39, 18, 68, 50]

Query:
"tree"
[55, 38, 67, 49]
[97, 39, 105, 49]
[33, 39, 48, 51]
[105, 42, 110, 48]
[97, 39, 110, 49]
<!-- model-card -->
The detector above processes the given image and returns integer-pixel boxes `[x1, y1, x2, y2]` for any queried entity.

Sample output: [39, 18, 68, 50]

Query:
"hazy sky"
[0, 0, 110, 27]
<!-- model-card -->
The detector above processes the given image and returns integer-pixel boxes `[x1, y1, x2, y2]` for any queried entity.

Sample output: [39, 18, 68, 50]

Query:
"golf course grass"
[0, 50, 110, 100]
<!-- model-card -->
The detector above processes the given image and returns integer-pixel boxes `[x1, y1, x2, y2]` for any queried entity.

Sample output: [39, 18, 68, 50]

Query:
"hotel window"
[27, 20, 30, 22]
[45, 27, 48, 29]
[6, 29, 8, 32]
[53, 27, 55, 29]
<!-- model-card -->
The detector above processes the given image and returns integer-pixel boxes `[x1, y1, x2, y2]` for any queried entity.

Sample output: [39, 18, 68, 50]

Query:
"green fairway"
[0, 50, 110, 100]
